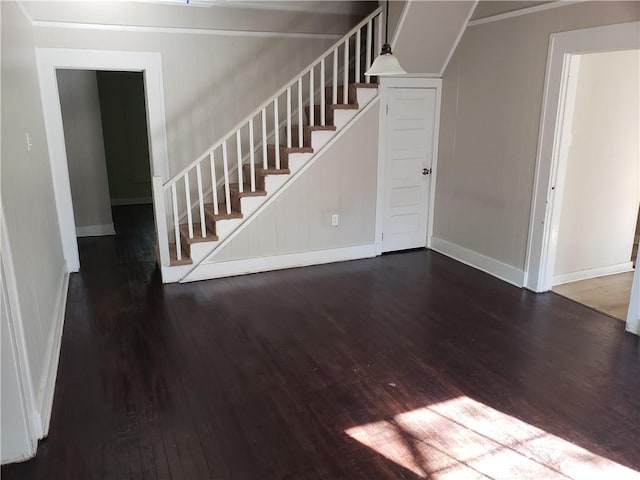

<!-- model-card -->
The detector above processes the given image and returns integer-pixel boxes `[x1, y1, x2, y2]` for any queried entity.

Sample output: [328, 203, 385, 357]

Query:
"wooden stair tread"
[242, 164, 290, 176]
[256, 167, 290, 175]
[179, 223, 218, 244]
[168, 243, 193, 266]
[328, 103, 359, 110]
[303, 125, 337, 132]
[351, 82, 379, 89]
[267, 144, 313, 154]
[282, 146, 313, 153]
[229, 183, 267, 197]
[204, 203, 243, 220]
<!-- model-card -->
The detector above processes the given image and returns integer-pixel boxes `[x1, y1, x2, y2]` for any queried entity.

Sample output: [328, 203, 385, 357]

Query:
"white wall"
[28, 2, 364, 178]
[57, 69, 114, 234]
[213, 104, 379, 263]
[1, 0, 68, 463]
[434, 2, 640, 277]
[554, 50, 640, 280]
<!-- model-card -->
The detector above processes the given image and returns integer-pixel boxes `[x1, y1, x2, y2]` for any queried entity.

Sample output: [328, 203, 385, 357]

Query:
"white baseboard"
[181, 244, 377, 283]
[37, 267, 69, 437]
[76, 223, 115, 237]
[553, 261, 634, 286]
[430, 237, 525, 288]
[110, 197, 153, 206]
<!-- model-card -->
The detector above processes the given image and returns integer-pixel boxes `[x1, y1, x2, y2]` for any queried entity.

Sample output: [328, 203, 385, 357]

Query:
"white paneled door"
[382, 87, 437, 253]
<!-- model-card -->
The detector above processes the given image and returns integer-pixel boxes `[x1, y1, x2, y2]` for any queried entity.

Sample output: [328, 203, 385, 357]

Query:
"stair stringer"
[179, 94, 380, 283]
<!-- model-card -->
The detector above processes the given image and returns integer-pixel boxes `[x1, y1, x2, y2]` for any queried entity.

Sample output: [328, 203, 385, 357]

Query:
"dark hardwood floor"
[3, 205, 639, 479]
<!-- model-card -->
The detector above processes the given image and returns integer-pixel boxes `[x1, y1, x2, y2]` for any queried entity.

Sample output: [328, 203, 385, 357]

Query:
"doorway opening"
[36, 48, 169, 273]
[56, 69, 156, 270]
[544, 49, 639, 322]
[524, 22, 640, 333]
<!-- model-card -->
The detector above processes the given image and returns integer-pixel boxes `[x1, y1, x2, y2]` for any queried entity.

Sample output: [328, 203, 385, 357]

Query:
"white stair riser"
[190, 242, 213, 263]
[309, 130, 335, 151]
[215, 218, 243, 238]
[239, 196, 266, 218]
[356, 88, 377, 106]
[264, 175, 288, 192]
[333, 109, 357, 128]
[288, 152, 313, 174]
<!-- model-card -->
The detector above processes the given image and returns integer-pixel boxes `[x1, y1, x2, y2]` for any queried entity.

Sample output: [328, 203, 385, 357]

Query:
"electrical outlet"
[25, 132, 33, 152]
[331, 214, 339, 227]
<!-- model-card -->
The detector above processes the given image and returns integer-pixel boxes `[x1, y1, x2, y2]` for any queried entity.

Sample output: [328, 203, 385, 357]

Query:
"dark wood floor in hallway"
[3, 206, 639, 479]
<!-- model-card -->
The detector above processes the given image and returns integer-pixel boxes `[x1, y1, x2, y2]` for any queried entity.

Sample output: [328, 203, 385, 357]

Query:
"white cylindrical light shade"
[365, 53, 406, 76]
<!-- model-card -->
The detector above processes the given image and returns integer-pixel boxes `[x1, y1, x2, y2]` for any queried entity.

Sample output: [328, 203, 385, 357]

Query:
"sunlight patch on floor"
[345, 396, 640, 479]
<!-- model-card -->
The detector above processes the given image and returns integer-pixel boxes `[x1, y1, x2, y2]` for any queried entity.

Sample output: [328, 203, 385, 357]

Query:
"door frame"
[524, 22, 640, 293]
[36, 48, 170, 272]
[375, 77, 442, 256]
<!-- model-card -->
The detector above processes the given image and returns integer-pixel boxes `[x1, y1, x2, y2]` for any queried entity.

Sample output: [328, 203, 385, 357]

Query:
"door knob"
[422, 168, 432, 175]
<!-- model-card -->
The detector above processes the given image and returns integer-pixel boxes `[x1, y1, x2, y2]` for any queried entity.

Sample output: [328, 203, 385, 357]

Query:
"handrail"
[162, 6, 383, 188]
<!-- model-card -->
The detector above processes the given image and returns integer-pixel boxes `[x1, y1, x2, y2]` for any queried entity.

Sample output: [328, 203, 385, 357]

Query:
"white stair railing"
[156, 6, 383, 266]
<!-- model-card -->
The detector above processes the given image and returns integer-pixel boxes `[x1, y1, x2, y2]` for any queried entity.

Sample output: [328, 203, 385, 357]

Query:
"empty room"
[2, 1, 639, 479]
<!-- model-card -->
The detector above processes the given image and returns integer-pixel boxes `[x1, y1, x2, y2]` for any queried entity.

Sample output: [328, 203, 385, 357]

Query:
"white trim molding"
[37, 269, 70, 436]
[36, 48, 170, 272]
[76, 223, 116, 237]
[31, 20, 343, 40]
[183, 244, 377, 282]
[524, 22, 640, 293]
[553, 262, 634, 286]
[626, 263, 640, 336]
[431, 237, 525, 288]
[468, 1, 586, 27]
[375, 77, 442, 256]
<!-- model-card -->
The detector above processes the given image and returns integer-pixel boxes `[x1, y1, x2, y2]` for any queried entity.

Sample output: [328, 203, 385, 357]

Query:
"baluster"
[249, 118, 256, 192]
[171, 184, 181, 260]
[209, 152, 219, 215]
[236, 130, 243, 193]
[298, 78, 303, 149]
[261, 108, 267, 169]
[222, 140, 231, 214]
[355, 29, 361, 83]
[286, 87, 292, 148]
[184, 173, 193, 238]
[343, 39, 349, 105]
[366, 19, 372, 84]
[333, 48, 338, 104]
[377, 13, 383, 58]
[309, 66, 314, 126]
[273, 99, 280, 169]
[320, 58, 326, 126]
[196, 164, 206, 237]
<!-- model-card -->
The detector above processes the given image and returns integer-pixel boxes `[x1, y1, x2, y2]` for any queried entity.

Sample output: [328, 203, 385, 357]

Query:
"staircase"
[153, 7, 383, 283]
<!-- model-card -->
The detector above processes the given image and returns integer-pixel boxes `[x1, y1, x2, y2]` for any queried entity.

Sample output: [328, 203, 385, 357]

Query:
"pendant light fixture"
[365, 0, 406, 77]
